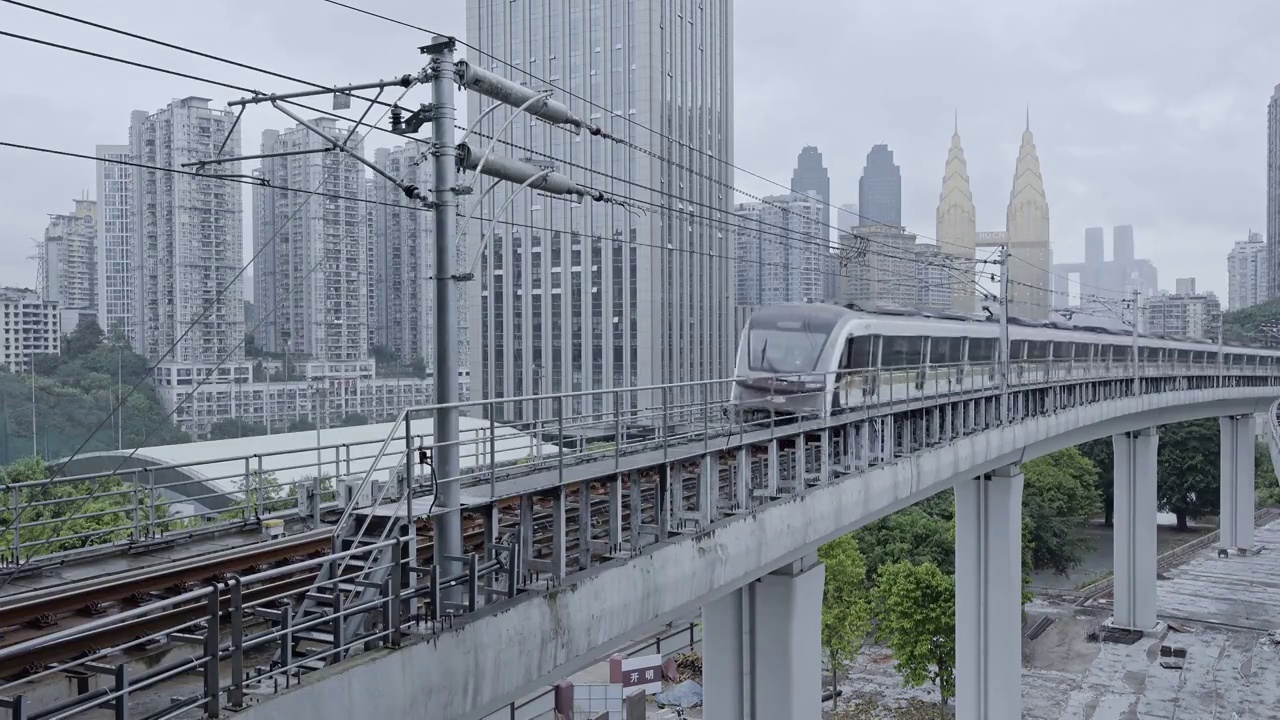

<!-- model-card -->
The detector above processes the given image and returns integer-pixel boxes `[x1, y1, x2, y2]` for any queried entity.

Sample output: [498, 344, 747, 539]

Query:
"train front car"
[730, 304, 848, 422]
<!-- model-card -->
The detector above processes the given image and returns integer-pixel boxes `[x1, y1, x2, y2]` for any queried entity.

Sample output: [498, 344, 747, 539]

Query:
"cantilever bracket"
[390, 104, 438, 135]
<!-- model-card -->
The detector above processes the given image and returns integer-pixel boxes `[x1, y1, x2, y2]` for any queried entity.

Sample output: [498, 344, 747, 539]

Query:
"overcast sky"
[0, 0, 1275, 300]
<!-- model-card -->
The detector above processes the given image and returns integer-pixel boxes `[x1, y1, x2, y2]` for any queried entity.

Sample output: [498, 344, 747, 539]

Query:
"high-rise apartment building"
[96, 145, 137, 346]
[1269, 84, 1280, 299]
[1146, 290, 1221, 340]
[733, 194, 827, 306]
[790, 147, 837, 299]
[1227, 231, 1268, 311]
[130, 97, 245, 365]
[370, 145, 434, 367]
[43, 199, 98, 324]
[935, 120, 977, 313]
[1174, 277, 1197, 295]
[0, 288, 60, 373]
[1005, 118, 1053, 319]
[840, 224, 919, 308]
[466, 0, 735, 421]
[253, 121, 368, 362]
[364, 177, 378, 352]
[858, 144, 902, 228]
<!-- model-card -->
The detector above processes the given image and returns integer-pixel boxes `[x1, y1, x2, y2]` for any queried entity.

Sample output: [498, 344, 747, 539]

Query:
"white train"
[729, 303, 1280, 420]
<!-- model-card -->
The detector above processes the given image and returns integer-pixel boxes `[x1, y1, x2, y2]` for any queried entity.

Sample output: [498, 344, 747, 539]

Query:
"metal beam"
[229, 75, 415, 107]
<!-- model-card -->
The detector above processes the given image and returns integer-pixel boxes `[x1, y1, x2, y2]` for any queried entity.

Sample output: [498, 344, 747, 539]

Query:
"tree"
[1256, 440, 1280, 508]
[207, 418, 269, 441]
[1077, 438, 1114, 526]
[1156, 419, 1219, 531]
[288, 417, 317, 433]
[872, 561, 956, 713]
[64, 318, 105, 358]
[409, 355, 427, 379]
[338, 413, 370, 428]
[0, 457, 180, 558]
[1022, 448, 1102, 574]
[818, 535, 871, 709]
[855, 506, 954, 581]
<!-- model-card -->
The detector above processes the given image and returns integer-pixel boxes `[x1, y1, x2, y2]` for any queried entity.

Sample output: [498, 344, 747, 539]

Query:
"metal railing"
[3, 356, 1275, 569]
[0, 532, 519, 719]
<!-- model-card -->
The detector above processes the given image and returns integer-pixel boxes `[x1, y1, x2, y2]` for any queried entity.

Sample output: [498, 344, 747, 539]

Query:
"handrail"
[1268, 398, 1280, 488]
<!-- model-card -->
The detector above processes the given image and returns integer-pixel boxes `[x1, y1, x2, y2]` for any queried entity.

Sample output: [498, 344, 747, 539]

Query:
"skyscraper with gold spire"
[1005, 111, 1053, 319]
[936, 113, 977, 313]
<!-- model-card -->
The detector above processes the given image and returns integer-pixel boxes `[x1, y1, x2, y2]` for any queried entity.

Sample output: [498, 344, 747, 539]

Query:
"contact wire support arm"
[271, 100, 431, 204]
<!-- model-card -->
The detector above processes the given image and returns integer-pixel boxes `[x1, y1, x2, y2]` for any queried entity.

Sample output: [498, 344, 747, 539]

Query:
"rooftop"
[59, 416, 563, 508]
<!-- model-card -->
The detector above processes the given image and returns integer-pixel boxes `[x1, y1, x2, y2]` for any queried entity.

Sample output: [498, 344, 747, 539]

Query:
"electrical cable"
[0, 89, 413, 585]
[316, 0, 1127, 298]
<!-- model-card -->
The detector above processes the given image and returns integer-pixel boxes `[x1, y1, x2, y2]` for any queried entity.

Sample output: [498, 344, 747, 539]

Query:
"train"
[729, 302, 1280, 420]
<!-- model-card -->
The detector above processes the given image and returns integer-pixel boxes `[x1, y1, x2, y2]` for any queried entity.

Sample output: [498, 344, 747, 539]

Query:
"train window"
[969, 338, 996, 363]
[844, 335, 875, 369]
[1141, 347, 1158, 362]
[931, 337, 963, 365]
[1176, 349, 1191, 363]
[1051, 342, 1071, 360]
[1073, 343, 1092, 360]
[1115, 345, 1132, 361]
[1232, 354, 1246, 365]
[882, 335, 924, 367]
[1026, 341, 1049, 360]
[1010, 340, 1027, 359]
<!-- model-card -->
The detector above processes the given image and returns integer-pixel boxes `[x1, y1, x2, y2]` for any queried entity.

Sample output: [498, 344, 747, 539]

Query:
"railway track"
[0, 441, 801, 685]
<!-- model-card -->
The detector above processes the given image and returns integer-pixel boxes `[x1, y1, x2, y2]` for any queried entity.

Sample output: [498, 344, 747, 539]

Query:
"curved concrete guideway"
[227, 385, 1280, 720]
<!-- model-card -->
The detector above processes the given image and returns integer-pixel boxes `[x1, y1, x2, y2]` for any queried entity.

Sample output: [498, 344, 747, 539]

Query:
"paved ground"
[832, 518, 1280, 719]
[1029, 520, 1214, 591]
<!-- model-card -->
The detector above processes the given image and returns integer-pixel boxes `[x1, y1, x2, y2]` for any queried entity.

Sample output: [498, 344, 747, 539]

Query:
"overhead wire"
[314, 0, 1126, 298]
[0, 85, 416, 583]
[0, 8, 1045, 305]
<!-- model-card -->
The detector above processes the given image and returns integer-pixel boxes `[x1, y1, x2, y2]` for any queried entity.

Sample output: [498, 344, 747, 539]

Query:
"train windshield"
[745, 318, 831, 374]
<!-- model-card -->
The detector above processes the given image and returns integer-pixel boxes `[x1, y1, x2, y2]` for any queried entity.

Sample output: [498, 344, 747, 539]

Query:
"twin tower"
[937, 113, 1053, 319]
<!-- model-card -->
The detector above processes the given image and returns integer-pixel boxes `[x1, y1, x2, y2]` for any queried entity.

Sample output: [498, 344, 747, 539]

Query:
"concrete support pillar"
[954, 465, 1024, 720]
[1112, 427, 1159, 631]
[702, 556, 824, 720]
[1220, 415, 1257, 552]
[753, 557, 824, 720]
[703, 589, 747, 720]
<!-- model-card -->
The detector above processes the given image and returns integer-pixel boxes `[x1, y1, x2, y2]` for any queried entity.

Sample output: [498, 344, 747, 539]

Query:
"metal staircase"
[274, 416, 422, 674]
[272, 414, 520, 677]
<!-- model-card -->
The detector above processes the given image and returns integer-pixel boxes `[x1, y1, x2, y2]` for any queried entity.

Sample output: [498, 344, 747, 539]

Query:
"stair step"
[293, 630, 335, 645]
[295, 658, 328, 674]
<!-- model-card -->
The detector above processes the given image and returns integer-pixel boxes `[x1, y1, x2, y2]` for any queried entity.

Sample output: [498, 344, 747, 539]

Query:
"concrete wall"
[231, 387, 1279, 720]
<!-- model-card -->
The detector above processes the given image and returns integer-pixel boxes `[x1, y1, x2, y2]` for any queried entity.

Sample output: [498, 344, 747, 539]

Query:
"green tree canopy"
[871, 560, 956, 709]
[1156, 419, 1219, 530]
[288, 417, 317, 433]
[207, 418, 270, 441]
[338, 413, 370, 428]
[818, 535, 871, 709]
[1077, 438, 1114, 526]
[63, 318, 105, 358]
[856, 506, 955, 580]
[1022, 448, 1103, 575]
[1257, 440, 1280, 508]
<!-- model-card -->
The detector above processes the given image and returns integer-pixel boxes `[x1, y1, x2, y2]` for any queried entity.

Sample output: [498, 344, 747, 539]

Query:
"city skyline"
[0, 0, 1271, 301]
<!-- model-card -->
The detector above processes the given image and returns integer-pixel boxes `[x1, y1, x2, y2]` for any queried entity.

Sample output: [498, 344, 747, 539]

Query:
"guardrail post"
[9, 487, 20, 562]
[204, 588, 222, 718]
[389, 538, 403, 646]
[255, 456, 265, 518]
[661, 386, 670, 459]
[229, 579, 245, 708]
[147, 475, 157, 538]
[555, 397, 565, 487]
[109, 664, 129, 720]
[3, 696, 25, 720]
[129, 475, 140, 543]
[279, 610, 294, 687]
[243, 458, 252, 521]
[489, 414, 497, 500]
[344, 444, 352, 477]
